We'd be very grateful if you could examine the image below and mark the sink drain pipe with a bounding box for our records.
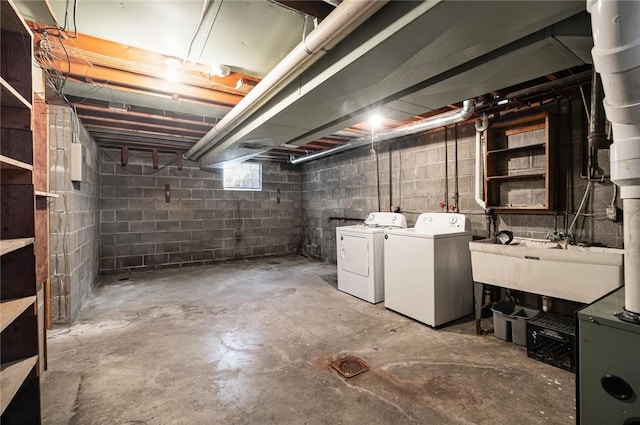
[588,0,640,318]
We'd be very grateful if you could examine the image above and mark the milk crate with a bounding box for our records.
[526,312,576,373]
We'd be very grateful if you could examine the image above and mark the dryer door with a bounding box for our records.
[339,234,369,277]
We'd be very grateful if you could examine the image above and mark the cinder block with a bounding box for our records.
[129,221,156,233]
[156,220,180,231]
[116,255,143,268]
[101,222,128,234]
[115,233,143,245]
[144,254,169,266]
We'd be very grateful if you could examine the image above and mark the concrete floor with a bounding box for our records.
[42,256,576,425]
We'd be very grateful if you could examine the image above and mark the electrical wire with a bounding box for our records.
[197,0,223,63]
[186,0,210,62]
[568,181,592,235]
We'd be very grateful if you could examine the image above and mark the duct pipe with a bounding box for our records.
[588,70,609,149]
[474,115,489,210]
[588,0,640,316]
[290,99,475,165]
[184,0,388,161]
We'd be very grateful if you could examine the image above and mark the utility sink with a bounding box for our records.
[469,238,624,303]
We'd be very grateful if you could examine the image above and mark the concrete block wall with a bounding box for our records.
[99,150,300,273]
[300,98,624,263]
[49,105,100,323]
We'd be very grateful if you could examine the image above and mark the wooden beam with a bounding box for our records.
[29,23,261,93]
[121,147,128,167]
[77,114,207,136]
[176,153,183,171]
[73,103,215,128]
[152,150,159,169]
[44,58,242,108]
[84,124,200,140]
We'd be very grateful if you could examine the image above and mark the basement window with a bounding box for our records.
[223,162,262,191]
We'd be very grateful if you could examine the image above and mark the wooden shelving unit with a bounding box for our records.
[1,1,42,423]
[484,112,555,211]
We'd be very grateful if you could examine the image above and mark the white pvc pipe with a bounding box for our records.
[624,199,640,313]
[290,100,475,165]
[184,0,388,160]
[474,116,489,210]
[589,0,640,313]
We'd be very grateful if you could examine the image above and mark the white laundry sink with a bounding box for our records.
[469,238,624,303]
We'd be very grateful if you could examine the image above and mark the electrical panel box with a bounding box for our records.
[71,143,83,182]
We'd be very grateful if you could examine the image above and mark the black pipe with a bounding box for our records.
[588,70,610,150]
[328,217,363,222]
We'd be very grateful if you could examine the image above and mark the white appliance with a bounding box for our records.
[384,213,473,327]
[336,212,407,303]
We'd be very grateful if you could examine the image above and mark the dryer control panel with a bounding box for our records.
[365,212,407,228]
[414,213,470,233]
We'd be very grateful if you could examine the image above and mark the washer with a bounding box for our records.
[384,213,473,327]
[336,212,407,303]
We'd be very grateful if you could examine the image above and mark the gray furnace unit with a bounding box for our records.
[578,287,640,425]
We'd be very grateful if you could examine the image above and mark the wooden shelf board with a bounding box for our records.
[0,356,38,414]
[1,0,33,36]
[0,77,32,110]
[0,238,34,256]
[488,205,550,210]
[487,143,546,155]
[35,191,59,198]
[487,173,545,181]
[0,296,36,332]
[0,155,33,172]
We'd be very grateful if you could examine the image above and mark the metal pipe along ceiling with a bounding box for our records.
[183,0,388,161]
[289,99,476,165]
[588,0,640,316]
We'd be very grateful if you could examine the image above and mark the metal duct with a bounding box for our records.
[290,99,475,165]
[588,70,609,149]
[184,0,388,161]
[588,0,640,317]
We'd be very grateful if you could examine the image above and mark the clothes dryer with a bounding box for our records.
[336,212,407,303]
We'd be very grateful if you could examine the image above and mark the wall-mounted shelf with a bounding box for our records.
[0,356,38,414]
[484,112,554,211]
[35,191,58,198]
[0,77,31,110]
[0,155,33,172]
[486,143,546,155]
[487,173,546,181]
[0,238,34,256]
[1,0,41,422]
[0,297,36,332]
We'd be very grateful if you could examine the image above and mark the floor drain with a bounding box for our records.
[330,355,369,378]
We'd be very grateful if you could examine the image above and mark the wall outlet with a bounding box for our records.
[606,206,618,221]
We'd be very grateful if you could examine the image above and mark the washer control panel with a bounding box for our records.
[414,213,470,233]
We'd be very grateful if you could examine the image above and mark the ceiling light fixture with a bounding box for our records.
[368,113,384,130]
[163,56,183,69]
[211,64,231,77]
